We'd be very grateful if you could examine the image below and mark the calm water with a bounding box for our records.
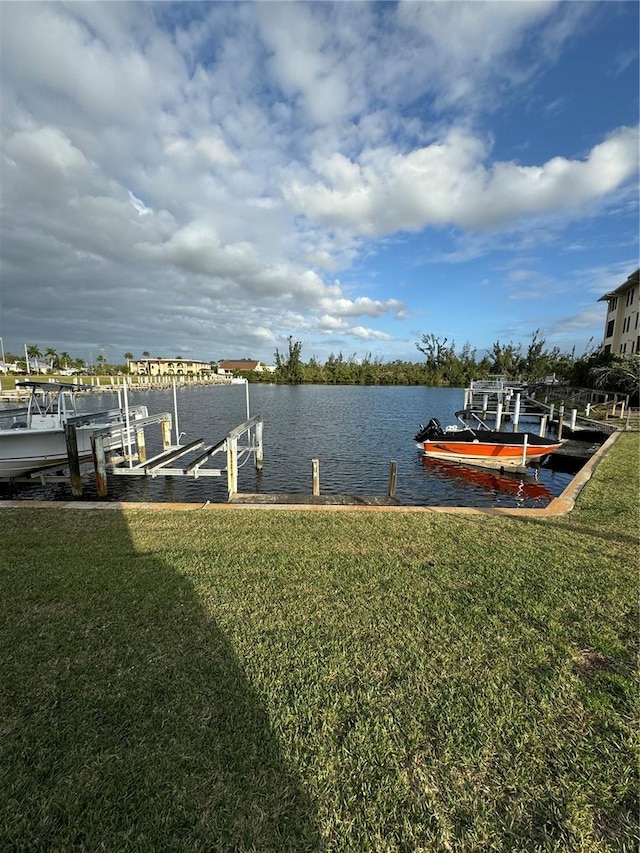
[1,384,573,508]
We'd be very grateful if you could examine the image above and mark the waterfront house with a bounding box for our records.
[598,269,639,355]
[217,359,275,377]
[128,358,213,377]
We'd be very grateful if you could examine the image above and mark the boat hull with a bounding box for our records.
[417,433,563,471]
[0,421,143,480]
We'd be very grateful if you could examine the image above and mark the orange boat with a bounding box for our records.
[414,414,563,472]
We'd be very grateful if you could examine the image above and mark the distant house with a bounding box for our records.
[128,358,213,377]
[598,269,640,355]
[26,358,52,374]
[217,359,275,377]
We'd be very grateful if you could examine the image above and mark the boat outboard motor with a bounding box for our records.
[415,418,444,442]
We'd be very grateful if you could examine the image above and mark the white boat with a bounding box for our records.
[0,381,150,480]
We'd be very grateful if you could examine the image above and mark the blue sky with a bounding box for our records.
[0,1,638,366]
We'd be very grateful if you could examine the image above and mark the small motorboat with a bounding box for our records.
[0,381,151,480]
[414,411,563,472]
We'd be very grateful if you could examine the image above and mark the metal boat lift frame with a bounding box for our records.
[106,414,263,499]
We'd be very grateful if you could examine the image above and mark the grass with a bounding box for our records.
[1,434,638,851]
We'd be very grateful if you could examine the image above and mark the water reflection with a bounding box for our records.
[419,456,553,507]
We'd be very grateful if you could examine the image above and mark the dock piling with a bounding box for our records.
[312,459,320,496]
[64,423,83,497]
[388,460,397,498]
[91,434,108,497]
[227,435,238,498]
[254,420,263,470]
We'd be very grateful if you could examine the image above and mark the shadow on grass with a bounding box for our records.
[1,510,319,851]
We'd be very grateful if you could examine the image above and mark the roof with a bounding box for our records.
[218,359,261,371]
[598,268,639,302]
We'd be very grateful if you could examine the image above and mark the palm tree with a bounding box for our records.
[142,350,150,359]
[59,351,71,370]
[45,347,59,370]
[27,344,41,373]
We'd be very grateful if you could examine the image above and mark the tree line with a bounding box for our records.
[7,334,639,399]
[269,333,639,398]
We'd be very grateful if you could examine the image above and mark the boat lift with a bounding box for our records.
[90,379,263,500]
[16,379,263,500]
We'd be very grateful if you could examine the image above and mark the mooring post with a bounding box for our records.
[482,393,489,419]
[64,423,83,497]
[227,435,238,499]
[91,434,108,498]
[161,416,172,450]
[495,401,503,431]
[254,419,263,471]
[539,415,548,437]
[570,408,577,430]
[312,459,320,496]
[136,427,147,463]
[513,393,521,431]
[388,460,397,498]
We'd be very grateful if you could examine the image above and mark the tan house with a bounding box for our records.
[217,359,275,377]
[129,358,213,377]
[598,269,640,355]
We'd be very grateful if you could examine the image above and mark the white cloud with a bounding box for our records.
[285,126,639,235]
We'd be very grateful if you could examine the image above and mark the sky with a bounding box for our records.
[1,1,638,367]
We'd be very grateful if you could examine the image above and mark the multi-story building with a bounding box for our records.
[598,269,639,355]
[128,358,213,377]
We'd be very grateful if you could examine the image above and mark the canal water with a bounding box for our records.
[1,384,573,508]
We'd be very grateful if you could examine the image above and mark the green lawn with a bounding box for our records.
[1,434,638,852]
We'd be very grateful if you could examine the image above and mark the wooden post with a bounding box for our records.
[64,423,83,497]
[388,460,397,498]
[161,416,172,450]
[570,408,577,430]
[227,435,238,499]
[91,434,108,497]
[539,415,548,437]
[254,420,263,471]
[312,459,320,496]
[136,427,147,463]
[482,393,488,419]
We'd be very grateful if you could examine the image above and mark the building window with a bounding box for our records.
[611,297,618,310]
[627,289,635,307]
[606,319,615,338]
[604,344,611,355]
